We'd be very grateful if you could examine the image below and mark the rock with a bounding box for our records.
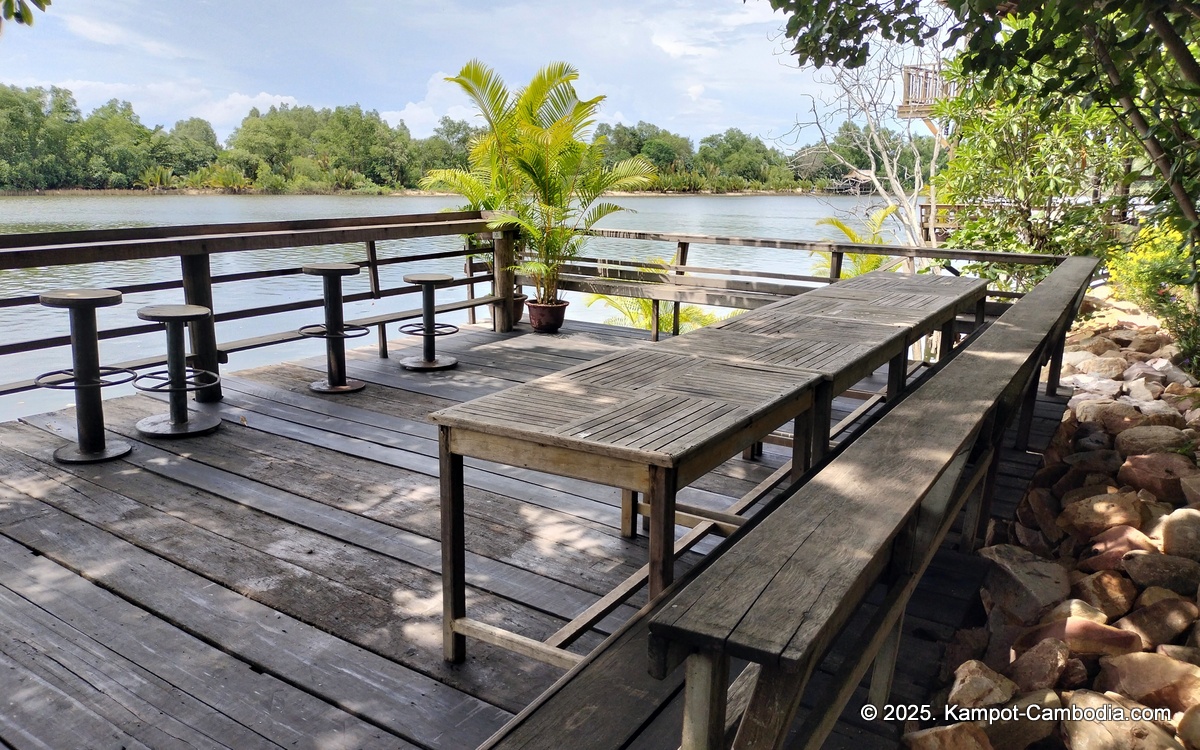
[1127,378,1164,402]
[1059,491,1144,539]
[985,606,1027,672]
[1060,657,1090,689]
[1074,376,1126,399]
[1180,704,1200,750]
[1032,463,1071,490]
[1151,358,1197,387]
[1120,453,1200,505]
[940,627,990,683]
[1097,651,1200,713]
[948,659,1018,709]
[1073,336,1122,355]
[978,545,1071,624]
[1127,361,1171,384]
[1182,479,1200,508]
[1154,343,1183,365]
[1077,399,1118,423]
[1007,637,1069,692]
[1025,489,1065,544]
[1013,523,1052,556]
[1080,525,1160,573]
[1042,598,1110,625]
[1132,334,1167,353]
[1138,587,1184,609]
[1124,553,1200,595]
[978,690,1059,750]
[1157,645,1200,668]
[1014,617,1142,657]
[1073,570,1139,619]
[1075,421,1114,452]
[1062,484,1121,507]
[902,722,994,750]
[1061,690,1184,749]
[1164,509,1200,561]
[1101,401,1150,434]
[1065,449,1126,473]
[1117,426,1194,457]
[1080,356,1131,380]
[1065,350,1100,368]
[1140,400,1189,429]
[1115,599,1200,650]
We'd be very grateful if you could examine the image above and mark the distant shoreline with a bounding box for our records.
[0,187,837,199]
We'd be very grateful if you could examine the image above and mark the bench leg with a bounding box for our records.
[867,613,904,708]
[439,427,467,663]
[621,489,638,538]
[791,413,812,480]
[733,662,811,750]
[648,466,678,598]
[681,650,730,750]
[975,297,986,329]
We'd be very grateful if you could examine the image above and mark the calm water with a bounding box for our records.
[0,193,876,420]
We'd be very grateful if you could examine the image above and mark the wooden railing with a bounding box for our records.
[0,211,512,400]
[897,65,956,119]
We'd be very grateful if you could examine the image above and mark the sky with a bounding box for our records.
[0,0,831,148]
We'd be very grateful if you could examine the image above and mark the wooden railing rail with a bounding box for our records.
[646,256,1098,749]
[0,213,512,401]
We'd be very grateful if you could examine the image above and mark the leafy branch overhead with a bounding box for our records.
[0,0,49,29]
[758,0,1200,254]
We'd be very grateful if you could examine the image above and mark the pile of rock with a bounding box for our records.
[906,320,1200,749]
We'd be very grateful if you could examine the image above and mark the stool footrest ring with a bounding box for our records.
[399,322,459,337]
[35,366,138,391]
[132,368,221,394]
[298,323,371,340]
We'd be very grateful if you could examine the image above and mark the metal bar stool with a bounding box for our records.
[299,263,369,393]
[35,288,135,463]
[399,273,458,371]
[131,304,222,438]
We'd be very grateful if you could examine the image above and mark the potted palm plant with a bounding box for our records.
[428,60,655,333]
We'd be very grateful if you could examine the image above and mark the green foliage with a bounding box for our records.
[135,165,177,191]
[585,295,726,332]
[0,0,48,29]
[812,204,896,277]
[936,46,1135,261]
[761,0,1200,251]
[1108,223,1200,371]
[435,60,656,304]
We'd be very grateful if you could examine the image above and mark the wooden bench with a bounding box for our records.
[647,256,1097,749]
[479,257,1095,750]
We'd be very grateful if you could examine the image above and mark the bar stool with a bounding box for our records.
[399,273,458,371]
[35,288,135,463]
[131,304,222,438]
[298,263,369,393]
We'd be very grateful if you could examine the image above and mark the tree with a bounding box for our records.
[166,118,220,175]
[935,47,1136,261]
[760,0,1200,265]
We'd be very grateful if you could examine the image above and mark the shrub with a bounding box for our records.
[1108,223,1200,372]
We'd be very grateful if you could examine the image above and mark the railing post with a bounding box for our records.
[829,251,844,282]
[464,244,477,326]
[365,240,389,358]
[180,253,222,402]
[492,229,516,333]
[673,241,689,336]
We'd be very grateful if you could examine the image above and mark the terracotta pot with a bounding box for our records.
[510,293,528,324]
[526,299,569,333]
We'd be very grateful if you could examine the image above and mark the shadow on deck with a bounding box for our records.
[0,319,1061,749]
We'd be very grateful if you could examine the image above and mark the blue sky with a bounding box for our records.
[0,0,828,147]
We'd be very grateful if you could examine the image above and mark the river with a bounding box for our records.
[0,192,878,420]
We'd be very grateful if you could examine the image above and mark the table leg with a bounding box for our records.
[621,489,638,537]
[975,297,986,329]
[439,426,466,663]
[811,380,833,465]
[886,350,908,402]
[791,412,812,481]
[648,465,678,598]
[939,319,956,361]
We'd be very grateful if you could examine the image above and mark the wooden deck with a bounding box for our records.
[0,319,1061,749]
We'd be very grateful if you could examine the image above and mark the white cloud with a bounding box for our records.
[193,92,300,134]
[686,84,705,101]
[62,14,186,59]
[650,32,713,59]
[381,72,477,138]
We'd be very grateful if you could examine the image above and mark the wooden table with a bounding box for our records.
[431,349,821,667]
